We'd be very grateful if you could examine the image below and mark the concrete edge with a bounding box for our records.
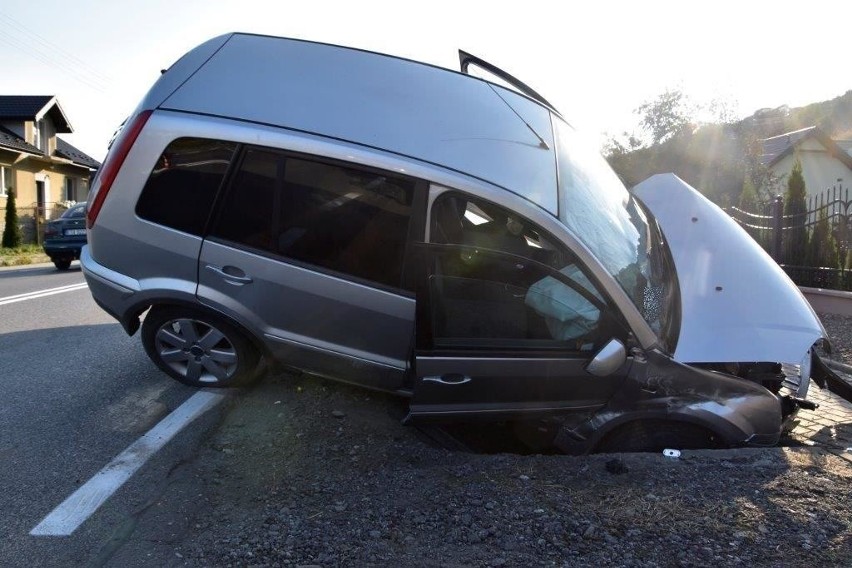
[0,262,58,273]
[826,359,852,376]
[801,286,852,317]
[801,286,852,300]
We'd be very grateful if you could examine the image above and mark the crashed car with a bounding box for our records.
[81,33,846,453]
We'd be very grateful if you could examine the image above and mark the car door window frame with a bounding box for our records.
[418,191,630,357]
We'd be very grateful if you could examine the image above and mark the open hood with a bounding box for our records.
[632,174,825,364]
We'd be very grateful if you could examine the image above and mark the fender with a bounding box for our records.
[554,349,783,454]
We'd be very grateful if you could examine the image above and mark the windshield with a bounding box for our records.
[553,117,679,351]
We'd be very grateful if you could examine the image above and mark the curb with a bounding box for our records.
[0,262,57,273]
[826,359,852,377]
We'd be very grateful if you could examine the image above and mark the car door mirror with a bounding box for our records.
[586,339,626,377]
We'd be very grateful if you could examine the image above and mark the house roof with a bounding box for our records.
[55,137,101,169]
[0,124,100,169]
[0,95,73,132]
[0,125,42,155]
[761,126,852,170]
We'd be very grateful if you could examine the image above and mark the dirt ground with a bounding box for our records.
[103,371,852,567]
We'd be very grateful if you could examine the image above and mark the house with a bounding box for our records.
[761,126,852,197]
[0,96,101,225]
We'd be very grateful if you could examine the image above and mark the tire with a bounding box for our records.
[141,306,261,388]
[53,259,71,270]
[595,420,719,454]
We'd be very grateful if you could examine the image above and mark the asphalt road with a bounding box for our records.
[0,262,220,566]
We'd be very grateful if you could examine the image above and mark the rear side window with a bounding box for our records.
[136,138,237,235]
[211,148,415,288]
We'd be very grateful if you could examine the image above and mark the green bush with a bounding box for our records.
[2,188,22,249]
[808,210,839,269]
[783,161,808,265]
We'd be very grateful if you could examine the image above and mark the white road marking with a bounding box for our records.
[0,283,88,306]
[30,391,226,537]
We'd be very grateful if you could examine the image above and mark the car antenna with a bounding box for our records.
[487,84,550,150]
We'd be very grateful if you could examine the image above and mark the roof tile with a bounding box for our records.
[0,96,54,119]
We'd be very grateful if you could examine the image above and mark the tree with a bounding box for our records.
[783,161,808,265]
[602,131,644,157]
[739,129,784,201]
[2,188,22,249]
[807,210,838,269]
[738,178,759,211]
[635,89,694,145]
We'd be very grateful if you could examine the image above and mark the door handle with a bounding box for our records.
[205,264,253,285]
[422,373,472,385]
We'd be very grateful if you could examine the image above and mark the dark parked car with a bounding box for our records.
[43,203,87,270]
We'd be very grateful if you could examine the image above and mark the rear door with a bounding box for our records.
[197,146,425,392]
[409,191,632,421]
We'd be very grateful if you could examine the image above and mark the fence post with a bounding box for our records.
[771,195,783,262]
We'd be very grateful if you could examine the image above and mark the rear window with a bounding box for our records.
[61,204,87,219]
[210,148,415,288]
[136,138,237,235]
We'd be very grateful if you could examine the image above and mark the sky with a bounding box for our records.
[3,0,852,162]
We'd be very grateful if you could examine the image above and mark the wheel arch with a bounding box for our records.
[555,405,762,455]
[125,298,272,359]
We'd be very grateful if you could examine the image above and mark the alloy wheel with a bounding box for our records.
[154,318,238,384]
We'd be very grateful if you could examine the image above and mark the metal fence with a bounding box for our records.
[728,185,852,290]
[0,202,70,245]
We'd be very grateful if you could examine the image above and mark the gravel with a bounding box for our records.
[818,313,852,365]
[122,314,852,567]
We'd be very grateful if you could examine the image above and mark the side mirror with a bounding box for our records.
[586,339,627,377]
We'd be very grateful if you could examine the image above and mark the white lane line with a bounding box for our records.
[0,283,88,306]
[30,391,226,537]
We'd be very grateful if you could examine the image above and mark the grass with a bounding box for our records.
[0,244,51,267]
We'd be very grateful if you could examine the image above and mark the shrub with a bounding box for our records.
[783,161,808,265]
[2,188,22,249]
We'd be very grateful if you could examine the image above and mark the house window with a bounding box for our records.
[0,166,8,197]
[64,178,76,201]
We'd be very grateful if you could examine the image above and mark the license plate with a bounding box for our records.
[65,229,86,236]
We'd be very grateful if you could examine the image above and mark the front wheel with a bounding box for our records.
[53,259,71,270]
[141,306,261,388]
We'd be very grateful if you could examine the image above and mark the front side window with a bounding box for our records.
[212,149,415,289]
[136,138,237,235]
[428,194,619,351]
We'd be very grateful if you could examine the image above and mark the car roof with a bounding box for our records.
[146,33,559,215]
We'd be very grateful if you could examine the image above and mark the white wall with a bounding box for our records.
[771,138,852,199]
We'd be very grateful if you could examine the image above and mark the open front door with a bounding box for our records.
[408,192,632,422]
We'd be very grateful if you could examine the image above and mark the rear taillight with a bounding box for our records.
[44,224,58,238]
[86,110,153,228]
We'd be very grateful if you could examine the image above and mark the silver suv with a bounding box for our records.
[82,33,838,453]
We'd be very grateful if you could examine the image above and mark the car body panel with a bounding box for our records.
[554,350,784,454]
[633,173,825,364]
[196,239,415,392]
